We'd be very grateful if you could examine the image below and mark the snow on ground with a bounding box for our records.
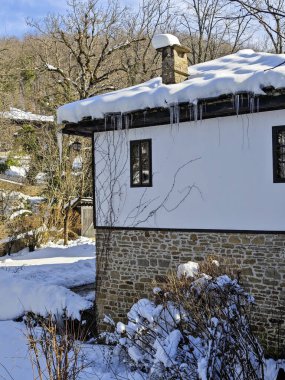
[0,238,283,379]
[0,190,45,220]
[0,321,34,379]
[0,237,95,288]
[5,165,28,177]
[0,238,98,380]
[0,270,91,320]
[58,49,285,123]
[0,320,144,380]
[35,171,47,183]
[0,319,279,380]
[9,209,32,219]
[0,190,44,205]
[0,238,95,321]
[0,237,139,380]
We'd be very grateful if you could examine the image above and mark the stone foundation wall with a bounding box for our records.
[96,229,285,356]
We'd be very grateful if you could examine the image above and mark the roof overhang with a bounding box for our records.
[61,88,285,138]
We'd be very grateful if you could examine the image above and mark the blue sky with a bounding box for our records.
[0,0,68,37]
[0,0,139,38]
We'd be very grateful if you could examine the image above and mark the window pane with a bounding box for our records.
[130,139,152,187]
[131,142,140,185]
[141,141,150,184]
[279,163,285,178]
[279,131,285,145]
[278,132,285,179]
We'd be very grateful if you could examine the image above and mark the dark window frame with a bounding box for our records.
[130,139,152,187]
[272,126,285,183]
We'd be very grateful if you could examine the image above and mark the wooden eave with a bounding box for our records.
[64,197,93,210]
[61,87,285,138]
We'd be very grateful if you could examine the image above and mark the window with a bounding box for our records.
[273,126,285,182]
[130,139,152,187]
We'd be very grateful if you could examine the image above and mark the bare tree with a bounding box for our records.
[230,0,285,53]
[14,123,92,245]
[178,0,252,65]
[120,0,175,86]
[28,0,145,102]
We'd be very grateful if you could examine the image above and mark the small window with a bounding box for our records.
[273,126,285,182]
[130,139,152,187]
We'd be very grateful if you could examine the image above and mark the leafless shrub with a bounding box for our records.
[26,314,89,380]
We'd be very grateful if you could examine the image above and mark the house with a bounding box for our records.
[58,34,285,355]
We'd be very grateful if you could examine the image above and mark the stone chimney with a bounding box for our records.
[152,34,190,85]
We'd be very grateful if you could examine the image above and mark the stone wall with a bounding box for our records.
[96,229,285,357]
[161,46,189,85]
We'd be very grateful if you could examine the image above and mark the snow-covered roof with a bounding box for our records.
[57,49,285,124]
[0,107,54,123]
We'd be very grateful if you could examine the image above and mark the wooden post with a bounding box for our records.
[63,201,70,246]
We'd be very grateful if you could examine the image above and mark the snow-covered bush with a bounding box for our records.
[105,258,264,380]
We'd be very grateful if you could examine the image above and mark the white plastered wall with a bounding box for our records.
[94,109,285,231]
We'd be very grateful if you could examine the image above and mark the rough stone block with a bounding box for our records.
[95,228,285,357]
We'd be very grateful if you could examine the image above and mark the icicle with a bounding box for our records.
[124,114,129,130]
[188,103,192,122]
[256,97,260,112]
[111,114,115,129]
[130,113,133,127]
[117,113,122,130]
[104,114,107,130]
[169,104,180,126]
[193,102,198,124]
[143,110,147,125]
[174,103,180,126]
[249,96,255,114]
[234,94,240,116]
[170,105,174,127]
[199,103,203,122]
[247,93,250,108]
[56,131,63,165]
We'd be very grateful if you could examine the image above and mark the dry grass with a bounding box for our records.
[0,180,43,196]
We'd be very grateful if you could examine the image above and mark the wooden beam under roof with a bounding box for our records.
[61,88,285,137]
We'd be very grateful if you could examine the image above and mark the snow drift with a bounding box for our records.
[0,269,91,320]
